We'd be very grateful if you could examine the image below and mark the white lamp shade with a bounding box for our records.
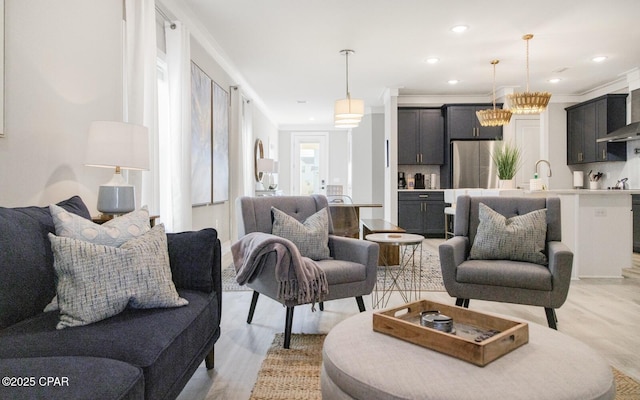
[86,121,150,170]
[256,158,275,173]
[334,98,364,119]
[334,120,359,128]
[334,115,362,123]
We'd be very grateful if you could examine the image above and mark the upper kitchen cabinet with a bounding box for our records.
[444,104,503,140]
[566,94,627,165]
[398,108,444,165]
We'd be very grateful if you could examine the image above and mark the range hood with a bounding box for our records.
[596,88,640,143]
[596,122,640,143]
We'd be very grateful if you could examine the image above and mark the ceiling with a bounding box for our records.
[175,0,640,129]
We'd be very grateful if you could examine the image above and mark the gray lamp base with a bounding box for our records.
[97,185,135,214]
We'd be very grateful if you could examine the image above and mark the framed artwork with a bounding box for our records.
[212,82,229,203]
[190,61,213,206]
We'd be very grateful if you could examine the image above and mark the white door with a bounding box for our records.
[514,118,541,189]
[291,133,329,195]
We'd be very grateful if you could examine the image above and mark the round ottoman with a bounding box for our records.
[321,311,615,400]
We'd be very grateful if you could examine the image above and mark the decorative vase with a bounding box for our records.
[499,179,516,189]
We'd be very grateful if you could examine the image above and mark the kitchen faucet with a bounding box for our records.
[535,159,552,177]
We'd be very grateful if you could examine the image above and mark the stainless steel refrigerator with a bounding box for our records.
[451,140,499,189]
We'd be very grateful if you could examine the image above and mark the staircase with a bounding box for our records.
[622,253,640,279]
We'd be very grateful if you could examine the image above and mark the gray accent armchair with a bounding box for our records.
[236,195,379,347]
[438,195,573,329]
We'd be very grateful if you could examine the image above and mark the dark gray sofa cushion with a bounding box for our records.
[0,290,219,400]
[167,228,219,293]
[0,196,90,329]
[0,356,144,400]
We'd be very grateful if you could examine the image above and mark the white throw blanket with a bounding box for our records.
[232,232,328,307]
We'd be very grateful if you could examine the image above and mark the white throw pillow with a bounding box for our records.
[49,224,187,329]
[469,203,548,265]
[271,207,331,260]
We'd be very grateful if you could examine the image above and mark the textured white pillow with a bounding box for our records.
[49,204,150,247]
[470,203,548,265]
[45,205,152,312]
[49,224,187,329]
[271,207,331,260]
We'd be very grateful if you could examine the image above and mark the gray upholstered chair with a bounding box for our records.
[438,195,573,329]
[235,195,379,347]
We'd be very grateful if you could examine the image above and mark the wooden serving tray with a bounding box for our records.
[373,300,529,366]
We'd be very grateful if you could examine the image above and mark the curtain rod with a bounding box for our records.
[155,6,176,28]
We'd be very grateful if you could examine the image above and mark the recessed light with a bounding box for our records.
[548,78,561,83]
[592,56,607,63]
[448,79,460,85]
[424,57,439,64]
[297,100,307,104]
[451,25,468,33]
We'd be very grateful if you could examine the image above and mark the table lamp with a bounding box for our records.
[85,121,149,215]
[256,158,275,190]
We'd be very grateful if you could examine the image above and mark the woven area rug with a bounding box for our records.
[251,334,640,400]
[223,241,445,292]
[249,334,324,400]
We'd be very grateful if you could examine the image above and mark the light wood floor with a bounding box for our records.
[178,242,640,400]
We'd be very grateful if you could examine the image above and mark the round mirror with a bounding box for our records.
[254,139,264,182]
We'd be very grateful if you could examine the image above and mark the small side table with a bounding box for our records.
[92,214,159,227]
[365,233,423,308]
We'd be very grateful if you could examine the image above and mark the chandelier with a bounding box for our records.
[507,34,551,114]
[476,60,512,127]
[334,49,364,128]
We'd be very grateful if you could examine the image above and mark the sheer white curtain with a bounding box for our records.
[242,96,254,196]
[123,0,158,213]
[161,21,192,232]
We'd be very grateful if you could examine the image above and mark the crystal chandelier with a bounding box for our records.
[507,34,551,114]
[476,60,512,127]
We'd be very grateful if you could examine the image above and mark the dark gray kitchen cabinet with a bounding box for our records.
[398,191,445,237]
[398,108,444,165]
[566,94,627,165]
[445,105,503,140]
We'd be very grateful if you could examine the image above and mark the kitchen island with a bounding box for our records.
[532,189,640,278]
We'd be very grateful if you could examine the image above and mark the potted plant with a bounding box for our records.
[492,142,521,189]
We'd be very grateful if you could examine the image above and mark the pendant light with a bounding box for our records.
[334,49,364,128]
[476,60,512,126]
[507,34,551,114]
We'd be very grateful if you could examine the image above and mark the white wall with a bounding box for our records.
[277,116,381,216]
[0,0,123,209]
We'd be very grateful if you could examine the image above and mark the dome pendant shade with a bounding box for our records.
[507,91,551,114]
[476,60,512,127]
[507,34,551,115]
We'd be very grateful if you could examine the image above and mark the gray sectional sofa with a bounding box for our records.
[0,196,221,400]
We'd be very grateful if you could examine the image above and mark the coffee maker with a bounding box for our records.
[398,172,407,189]
[414,173,426,189]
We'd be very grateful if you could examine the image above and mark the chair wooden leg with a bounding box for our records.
[284,306,295,349]
[205,347,215,370]
[247,291,259,324]
[356,296,365,312]
[545,308,558,330]
[319,302,324,311]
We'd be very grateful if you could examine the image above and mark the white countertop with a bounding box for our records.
[529,189,640,195]
[397,189,443,192]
